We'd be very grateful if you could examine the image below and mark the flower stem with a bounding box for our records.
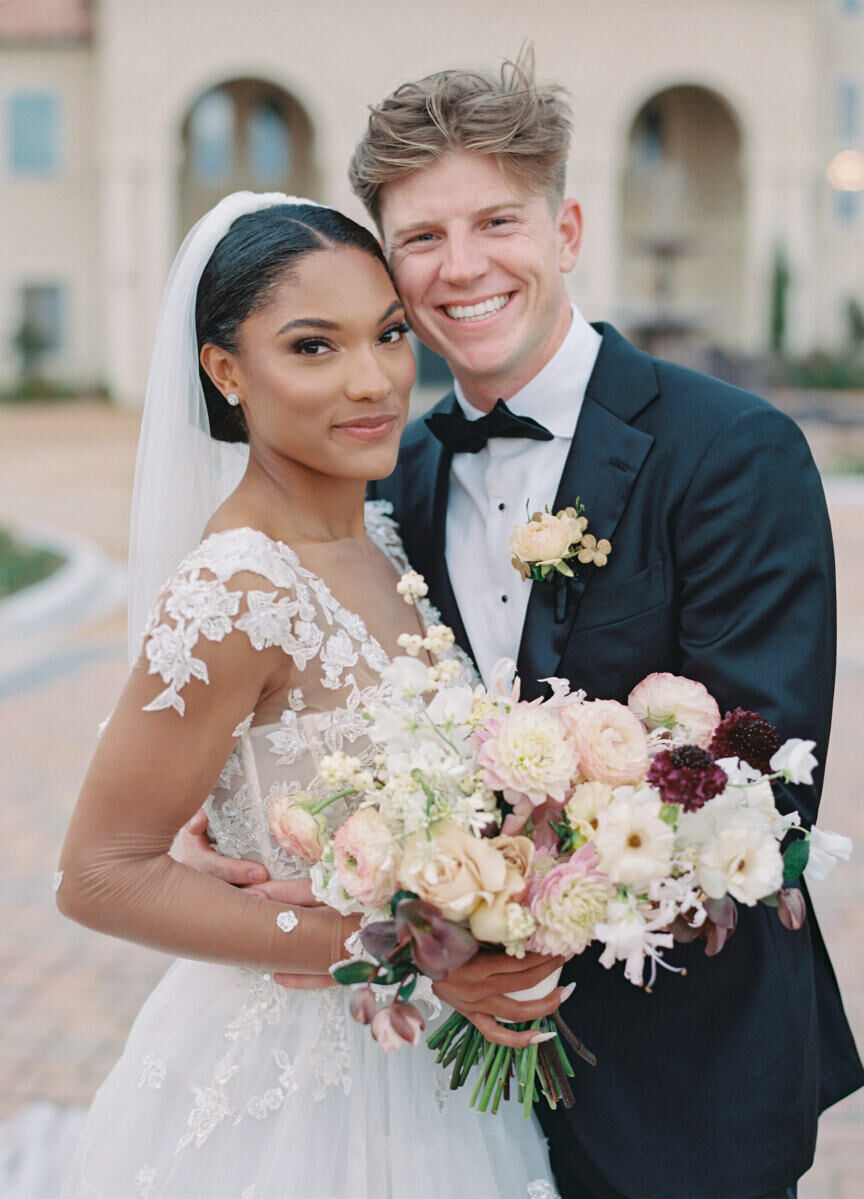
[309,788,357,816]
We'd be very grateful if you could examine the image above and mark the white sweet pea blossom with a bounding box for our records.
[804,827,853,882]
[382,656,432,698]
[770,739,819,786]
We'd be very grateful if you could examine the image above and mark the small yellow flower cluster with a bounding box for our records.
[319,751,375,793]
[396,570,429,605]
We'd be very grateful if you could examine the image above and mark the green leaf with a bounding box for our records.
[330,960,377,985]
[783,837,810,885]
[389,888,419,916]
[397,975,417,1002]
[660,803,680,827]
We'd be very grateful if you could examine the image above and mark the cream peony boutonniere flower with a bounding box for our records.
[509,500,610,583]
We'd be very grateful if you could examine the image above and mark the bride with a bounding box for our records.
[56,192,562,1198]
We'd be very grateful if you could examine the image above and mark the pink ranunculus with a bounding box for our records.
[268,796,326,863]
[333,808,400,908]
[528,843,614,957]
[627,673,721,748]
[476,704,580,806]
[560,700,649,786]
[371,1001,425,1052]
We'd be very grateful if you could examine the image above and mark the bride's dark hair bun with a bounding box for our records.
[195,204,390,443]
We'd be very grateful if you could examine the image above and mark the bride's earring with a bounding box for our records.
[226,393,240,407]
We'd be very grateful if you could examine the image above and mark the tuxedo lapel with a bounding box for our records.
[516,326,657,693]
[401,396,476,664]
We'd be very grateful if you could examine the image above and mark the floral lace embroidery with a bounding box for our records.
[134,1165,156,1197]
[137,1053,166,1090]
[245,1048,298,1120]
[266,710,309,766]
[310,989,352,1102]
[176,1052,241,1152]
[225,972,290,1042]
[527,1182,560,1199]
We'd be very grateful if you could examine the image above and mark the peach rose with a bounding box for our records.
[468,834,534,943]
[627,673,720,748]
[398,820,508,922]
[561,699,649,786]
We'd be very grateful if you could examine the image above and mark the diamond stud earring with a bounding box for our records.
[226,393,240,407]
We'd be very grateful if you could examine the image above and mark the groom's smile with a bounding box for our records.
[379,151,583,410]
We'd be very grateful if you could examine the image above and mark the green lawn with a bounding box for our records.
[0,527,65,599]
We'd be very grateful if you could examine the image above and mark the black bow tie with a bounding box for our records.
[425,398,554,454]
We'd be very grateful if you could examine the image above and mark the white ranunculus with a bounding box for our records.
[594,796,674,887]
[509,512,574,565]
[804,827,853,882]
[697,818,783,905]
[770,739,819,786]
[627,672,721,748]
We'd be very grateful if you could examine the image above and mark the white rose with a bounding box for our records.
[769,739,819,786]
[804,827,853,882]
[509,513,574,565]
[697,818,783,905]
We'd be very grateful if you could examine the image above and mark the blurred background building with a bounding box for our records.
[1,0,863,402]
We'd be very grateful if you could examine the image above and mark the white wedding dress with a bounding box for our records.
[60,504,558,1199]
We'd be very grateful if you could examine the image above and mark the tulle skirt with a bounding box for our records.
[61,958,558,1198]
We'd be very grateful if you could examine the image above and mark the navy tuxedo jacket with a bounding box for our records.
[373,325,863,1199]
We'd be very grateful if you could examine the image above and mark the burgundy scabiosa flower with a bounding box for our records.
[708,707,781,774]
[646,744,728,812]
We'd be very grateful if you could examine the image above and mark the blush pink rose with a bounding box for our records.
[560,699,649,786]
[268,796,326,863]
[333,807,400,908]
[627,673,721,748]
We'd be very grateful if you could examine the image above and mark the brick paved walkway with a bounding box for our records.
[0,400,861,1196]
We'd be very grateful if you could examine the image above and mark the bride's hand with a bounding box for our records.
[178,807,270,886]
[433,949,569,1049]
[245,878,361,991]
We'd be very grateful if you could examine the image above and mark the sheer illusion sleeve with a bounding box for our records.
[57,540,357,975]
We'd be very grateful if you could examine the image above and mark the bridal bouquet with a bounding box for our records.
[268,572,851,1116]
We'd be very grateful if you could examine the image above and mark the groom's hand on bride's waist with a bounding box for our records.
[433,949,568,1049]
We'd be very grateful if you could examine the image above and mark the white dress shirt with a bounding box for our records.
[445,307,602,685]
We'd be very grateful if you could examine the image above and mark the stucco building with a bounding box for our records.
[1,0,863,403]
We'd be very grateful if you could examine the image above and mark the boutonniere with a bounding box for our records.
[509,500,611,583]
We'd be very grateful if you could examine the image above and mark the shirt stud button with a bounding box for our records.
[501,595,508,603]
[498,502,506,511]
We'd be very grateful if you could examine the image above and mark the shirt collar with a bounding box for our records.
[452,305,602,438]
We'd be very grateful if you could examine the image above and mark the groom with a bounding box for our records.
[352,60,863,1199]
[187,59,863,1198]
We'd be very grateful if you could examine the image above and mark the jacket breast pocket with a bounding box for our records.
[575,557,669,632]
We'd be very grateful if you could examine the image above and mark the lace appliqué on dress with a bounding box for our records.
[176,1052,241,1152]
[527,1182,561,1199]
[310,989,352,1102]
[137,1053,166,1090]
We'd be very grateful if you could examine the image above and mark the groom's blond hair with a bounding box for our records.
[348,49,572,227]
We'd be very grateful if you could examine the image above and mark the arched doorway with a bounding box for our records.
[619,85,746,356]
[179,79,318,235]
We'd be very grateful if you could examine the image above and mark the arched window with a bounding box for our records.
[248,102,292,184]
[188,89,235,183]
